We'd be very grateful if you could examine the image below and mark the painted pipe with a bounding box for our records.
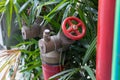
[39,30,63,80]
[111,0,120,80]
[96,0,115,80]
[42,63,63,80]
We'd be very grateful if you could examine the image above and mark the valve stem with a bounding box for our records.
[43,29,50,42]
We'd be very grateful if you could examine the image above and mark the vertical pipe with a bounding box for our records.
[96,0,115,80]
[111,0,120,80]
[42,63,62,80]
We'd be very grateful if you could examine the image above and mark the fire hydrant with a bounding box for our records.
[21,16,86,80]
[38,16,86,80]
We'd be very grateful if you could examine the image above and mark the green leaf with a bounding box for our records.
[21,63,40,72]
[64,68,80,80]
[83,66,96,80]
[24,60,40,67]
[77,8,86,24]
[83,37,96,65]
[49,69,74,80]
[19,0,30,13]
[62,4,72,21]
[5,0,13,36]
[21,12,29,26]
[58,72,72,80]
[33,69,42,79]
[16,39,37,47]
[13,1,22,28]
[43,0,61,5]
[0,1,6,6]
[5,0,9,6]
[49,68,80,80]
[44,15,60,32]
[47,0,69,17]
[36,3,43,17]
[29,7,35,24]
[0,7,5,12]
[36,0,61,17]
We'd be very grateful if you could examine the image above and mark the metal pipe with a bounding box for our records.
[96,0,115,80]
[21,24,40,39]
[38,31,70,80]
[111,0,120,80]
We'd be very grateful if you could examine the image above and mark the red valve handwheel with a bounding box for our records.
[62,16,86,40]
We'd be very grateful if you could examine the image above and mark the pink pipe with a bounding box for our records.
[96,0,115,80]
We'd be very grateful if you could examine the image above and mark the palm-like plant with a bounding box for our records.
[0,50,21,80]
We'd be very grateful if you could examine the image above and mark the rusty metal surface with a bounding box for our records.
[41,51,60,64]
[21,25,40,39]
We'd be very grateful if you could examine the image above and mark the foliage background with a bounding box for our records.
[0,0,97,80]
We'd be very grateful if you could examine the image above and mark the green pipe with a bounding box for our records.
[111,0,120,80]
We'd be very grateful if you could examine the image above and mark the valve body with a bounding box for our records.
[39,29,74,80]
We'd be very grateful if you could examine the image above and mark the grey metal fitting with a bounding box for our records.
[39,35,61,54]
[21,24,40,40]
[43,29,50,42]
[41,50,60,64]
[38,29,75,64]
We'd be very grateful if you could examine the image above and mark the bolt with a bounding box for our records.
[73,25,77,30]
[44,29,50,35]
[43,29,50,42]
